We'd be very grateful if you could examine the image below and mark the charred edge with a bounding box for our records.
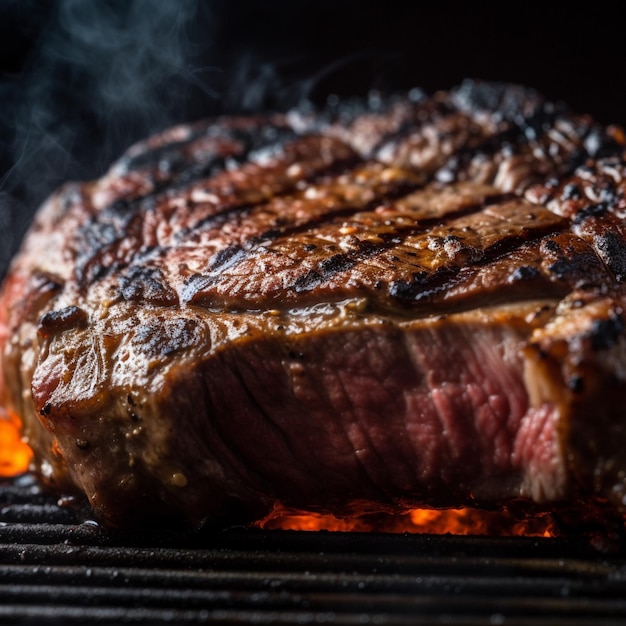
[388,267,459,303]
[388,266,570,316]
[483,231,541,261]
[368,99,456,156]
[288,233,395,293]
[450,80,546,121]
[293,254,357,293]
[588,312,625,351]
[38,305,88,336]
[126,127,292,196]
[75,251,120,291]
[594,231,626,282]
[440,110,619,185]
[209,245,247,273]
[434,124,535,183]
[315,90,424,126]
[121,136,206,174]
[542,239,561,254]
[110,153,235,216]
[547,250,602,282]
[121,121,297,176]
[441,84,570,175]
[572,202,610,225]
[119,265,179,306]
[29,272,64,300]
[571,160,626,207]
[165,125,303,195]
[292,229,419,295]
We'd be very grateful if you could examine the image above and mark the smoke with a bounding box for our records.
[0,0,226,277]
[0,0,399,260]
[2,1,217,198]
[1,1,625,281]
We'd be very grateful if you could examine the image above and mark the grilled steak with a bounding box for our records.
[2,80,626,528]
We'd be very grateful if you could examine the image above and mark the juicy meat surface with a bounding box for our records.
[2,80,626,527]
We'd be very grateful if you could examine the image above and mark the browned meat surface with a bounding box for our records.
[2,81,626,528]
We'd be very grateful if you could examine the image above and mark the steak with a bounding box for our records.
[2,80,626,528]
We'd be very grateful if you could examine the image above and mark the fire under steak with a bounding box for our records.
[2,80,626,528]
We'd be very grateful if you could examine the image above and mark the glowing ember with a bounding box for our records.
[256,505,558,537]
[0,411,32,476]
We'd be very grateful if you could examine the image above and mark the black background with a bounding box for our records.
[1,1,625,276]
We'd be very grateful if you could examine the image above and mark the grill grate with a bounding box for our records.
[2,475,626,625]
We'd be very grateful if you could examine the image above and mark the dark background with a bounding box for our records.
[1,0,625,276]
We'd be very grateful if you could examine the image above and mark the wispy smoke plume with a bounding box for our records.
[2,1,216,199]
[0,0,222,277]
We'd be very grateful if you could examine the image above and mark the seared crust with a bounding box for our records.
[3,81,626,527]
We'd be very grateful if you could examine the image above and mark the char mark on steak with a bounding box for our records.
[2,80,626,528]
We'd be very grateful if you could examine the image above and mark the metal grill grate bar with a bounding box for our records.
[2,475,626,624]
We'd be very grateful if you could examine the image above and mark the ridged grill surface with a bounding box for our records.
[2,475,626,625]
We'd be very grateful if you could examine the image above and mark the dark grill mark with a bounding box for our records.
[209,245,246,272]
[181,274,215,305]
[47,83,626,315]
[73,126,309,290]
[121,121,297,174]
[174,205,254,242]
[319,253,354,276]
[293,270,324,294]
[122,135,206,173]
[119,266,179,306]
[388,271,432,300]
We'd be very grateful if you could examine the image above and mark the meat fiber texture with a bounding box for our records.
[2,80,626,528]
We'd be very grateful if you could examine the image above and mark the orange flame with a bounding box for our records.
[0,411,32,476]
[256,505,558,537]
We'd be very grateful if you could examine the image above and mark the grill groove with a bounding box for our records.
[2,475,626,624]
